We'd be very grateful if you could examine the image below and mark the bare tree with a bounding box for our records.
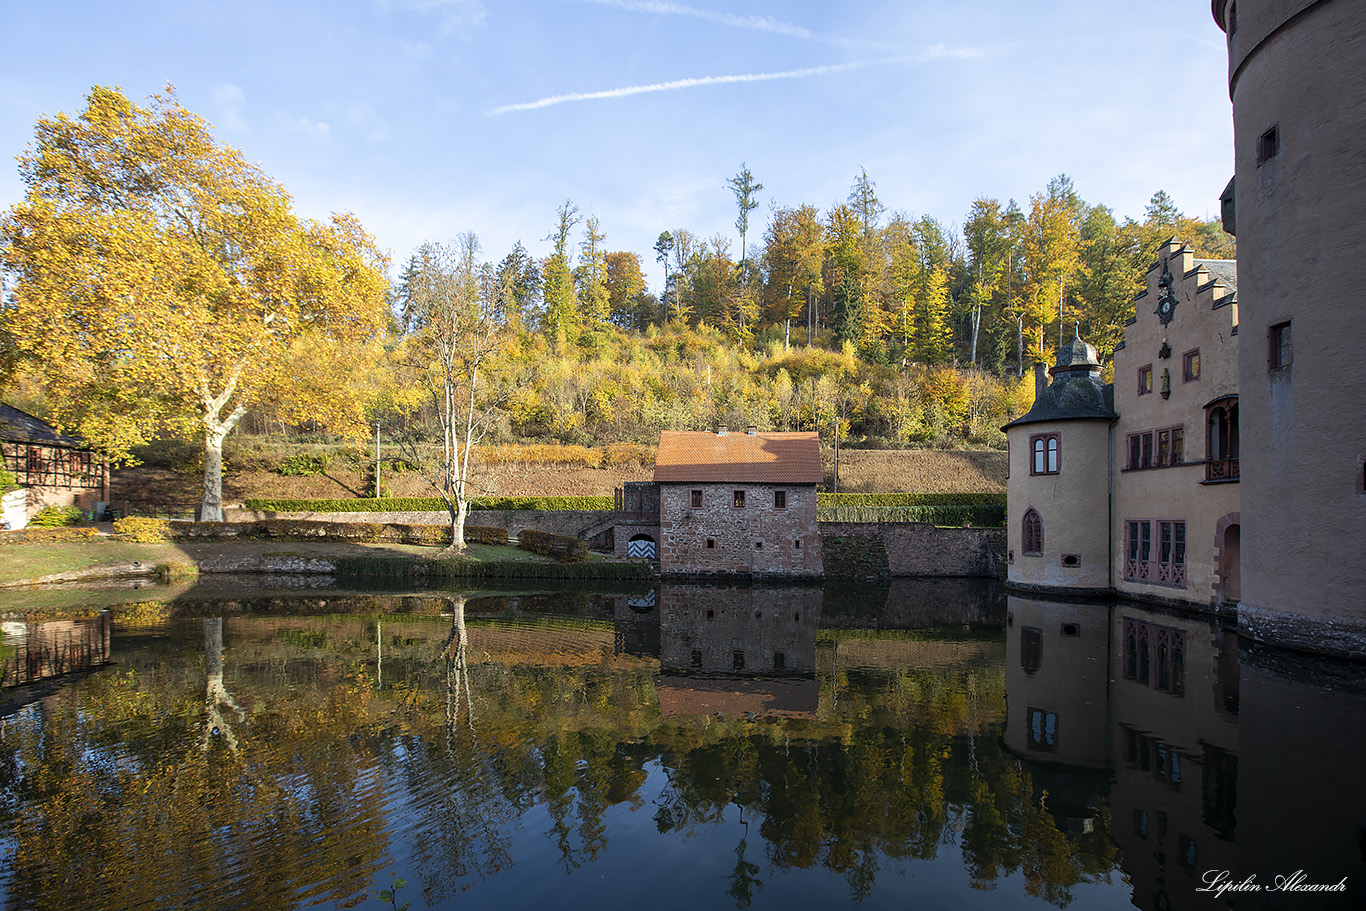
[393,235,509,552]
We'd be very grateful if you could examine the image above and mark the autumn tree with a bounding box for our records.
[576,215,610,327]
[0,85,388,520]
[392,235,509,551]
[541,200,581,347]
[727,163,763,290]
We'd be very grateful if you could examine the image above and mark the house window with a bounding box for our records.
[1139,365,1153,395]
[690,489,702,508]
[773,652,785,670]
[1021,627,1043,674]
[1183,350,1200,382]
[754,541,763,550]
[794,539,801,549]
[733,490,746,508]
[1022,508,1043,556]
[1123,617,1187,694]
[1127,428,1184,469]
[1257,124,1279,164]
[1269,321,1291,369]
[1205,398,1240,481]
[732,650,745,671]
[1142,433,1154,468]
[1030,433,1060,475]
[706,538,715,549]
[690,649,702,668]
[1027,707,1058,752]
[774,490,787,508]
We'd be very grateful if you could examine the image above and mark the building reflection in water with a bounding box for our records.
[0,612,113,689]
[1004,594,1365,910]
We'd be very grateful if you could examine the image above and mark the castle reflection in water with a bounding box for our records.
[615,582,1366,910]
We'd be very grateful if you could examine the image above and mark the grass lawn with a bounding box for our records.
[0,536,582,587]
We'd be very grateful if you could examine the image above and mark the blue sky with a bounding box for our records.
[0,1,1233,290]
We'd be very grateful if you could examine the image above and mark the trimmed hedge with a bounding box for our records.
[245,496,613,513]
[147,519,508,546]
[517,529,589,563]
[0,526,101,544]
[818,492,1006,507]
[818,504,1006,527]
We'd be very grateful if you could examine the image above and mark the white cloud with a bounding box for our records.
[580,0,894,50]
[347,103,389,141]
[382,0,486,35]
[490,60,899,114]
[212,84,248,132]
[277,113,331,140]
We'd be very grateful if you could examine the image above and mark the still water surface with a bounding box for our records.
[0,578,1362,910]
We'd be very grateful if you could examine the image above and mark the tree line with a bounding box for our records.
[0,86,1233,541]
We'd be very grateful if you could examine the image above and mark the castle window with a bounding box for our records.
[1257,124,1279,165]
[1269,321,1292,369]
[774,490,787,508]
[1022,508,1043,556]
[1021,627,1043,673]
[1205,398,1240,482]
[1027,707,1058,752]
[733,490,746,508]
[1139,365,1153,395]
[773,652,785,670]
[1183,349,1200,382]
[690,649,702,668]
[690,489,703,507]
[1030,433,1060,475]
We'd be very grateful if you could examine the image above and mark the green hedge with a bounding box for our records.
[0,526,102,544]
[165,519,507,546]
[245,496,613,513]
[818,504,1006,527]
[817,492,1006,507]
[517,529,589,563]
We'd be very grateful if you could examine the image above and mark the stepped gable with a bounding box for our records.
[654,430,821,484]
[1003,333,1116,429]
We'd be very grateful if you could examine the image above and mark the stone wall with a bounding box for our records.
[658,482,823,578]
[820,522,1004,579]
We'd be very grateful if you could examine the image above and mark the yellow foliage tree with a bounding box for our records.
[0,86,389,520]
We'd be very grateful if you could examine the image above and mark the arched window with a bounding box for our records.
[1022,508,1044,556]
[1030,434,1060,475]
[1205,397,1240,481]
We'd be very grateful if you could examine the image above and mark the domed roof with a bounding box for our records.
[1052,332,1100,373]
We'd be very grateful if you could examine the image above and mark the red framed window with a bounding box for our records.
[732,490,745,508]
[1138,365,1153,395]
[1022,508,1043,555]
[1183,349,1200,381]
[1030,433,1060,475]
[774,490,787,508]
[690,489,702,508]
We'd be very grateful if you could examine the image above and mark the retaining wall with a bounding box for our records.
[226,508,615,544]
[820,522,1005,579]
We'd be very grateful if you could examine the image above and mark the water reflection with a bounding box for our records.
[0,581,1361,909]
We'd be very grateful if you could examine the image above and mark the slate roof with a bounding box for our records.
[1195,258,1237,294]
[1003,335,1116,430]
[654,430,822,484]
[0,403,86,448]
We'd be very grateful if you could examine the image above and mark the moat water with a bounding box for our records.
[0,576,1362,910]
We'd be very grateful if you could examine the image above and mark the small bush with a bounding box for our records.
[275,453,330,476]
[28,505,87,527]
[0,526,100,544]
[518,529,588,563]
[114,516,174,543]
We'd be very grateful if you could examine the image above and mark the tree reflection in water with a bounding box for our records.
[5,583,1357,909]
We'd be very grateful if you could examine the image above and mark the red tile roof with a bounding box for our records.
[653,430,822,484]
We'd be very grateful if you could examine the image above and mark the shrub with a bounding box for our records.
[114,516,174,542]
[244,496,613,513]
[275,453,330,476]
[28,505,87,527]
[517,529,588,563]
[818,492,1007,507]
[0,526,100,544]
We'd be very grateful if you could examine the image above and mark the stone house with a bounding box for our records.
[0,403,109,527]
[1004,240,1240,611]
[651,428,824,579]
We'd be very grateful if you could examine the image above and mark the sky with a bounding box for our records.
[0,0,1234,291]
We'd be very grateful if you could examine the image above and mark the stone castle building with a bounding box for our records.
[1005,240,1239,609]
[1212,0,1366,656]
[1005,1,1365,660]
[652,429,823,579]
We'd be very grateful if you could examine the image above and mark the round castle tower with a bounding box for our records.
[1004,333,1116,595]
[1214,0,1366,657]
